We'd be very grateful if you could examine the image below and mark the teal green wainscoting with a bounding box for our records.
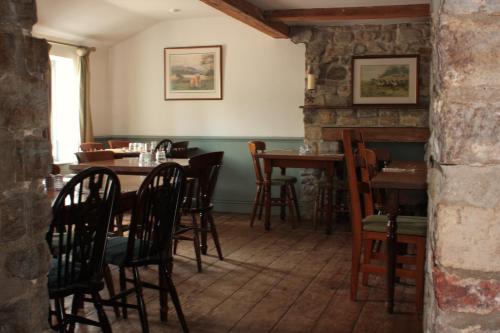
[95,136,304,214]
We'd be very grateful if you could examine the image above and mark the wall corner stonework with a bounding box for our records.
[425,0,500,331]
[0,1,52,332]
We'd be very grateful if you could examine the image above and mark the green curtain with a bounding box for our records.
[77,48,94,142]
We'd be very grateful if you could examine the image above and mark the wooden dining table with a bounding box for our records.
[255,150,344,234]
[69,157,190,175]
[105,148,141,158]
[370,160,427,313]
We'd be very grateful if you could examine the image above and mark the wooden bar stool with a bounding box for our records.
[248,141,300,228]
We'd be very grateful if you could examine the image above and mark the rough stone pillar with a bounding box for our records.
[0,1,52,332]
[425,1,500,332]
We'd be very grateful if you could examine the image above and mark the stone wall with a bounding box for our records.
[290,23,431,214]
[0,1,52,332]
[291,22,432,145]
[425,1,500,332]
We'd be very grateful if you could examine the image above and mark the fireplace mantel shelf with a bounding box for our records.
[300,104,429,110]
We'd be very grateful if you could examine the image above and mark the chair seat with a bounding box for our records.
[105,236,156,266]
[270,175,297,185]
[48,259,104,297]
[362,215,427,236]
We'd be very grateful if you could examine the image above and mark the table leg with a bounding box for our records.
[263,160,272,231]
[325,165,334,234]
[386,189,399,313]
[280,167,286,220]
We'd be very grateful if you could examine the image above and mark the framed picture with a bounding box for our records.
[164,45,223,100]
[352,55,419,105]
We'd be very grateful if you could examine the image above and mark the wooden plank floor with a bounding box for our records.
[74,213,422,332]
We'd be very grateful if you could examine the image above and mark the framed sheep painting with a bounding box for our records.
[352,55,419,105]
[164,45,223,100]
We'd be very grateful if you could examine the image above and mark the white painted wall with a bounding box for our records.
[105,16,305,137]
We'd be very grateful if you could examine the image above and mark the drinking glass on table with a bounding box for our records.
[299,143,312,155]
[156,149,166,163]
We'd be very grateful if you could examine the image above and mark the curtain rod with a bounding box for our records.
[47,39,96,52]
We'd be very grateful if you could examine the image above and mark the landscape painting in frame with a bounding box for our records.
[164,45,222,100]
[352,55,419,105]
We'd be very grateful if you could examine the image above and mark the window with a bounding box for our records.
[50,54,80,163]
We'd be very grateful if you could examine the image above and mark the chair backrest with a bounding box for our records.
[75,151,115,163]
[80,142,104,152]
[47,167,120,292]
[248,141,266,183]
[108,140,130,149]
[342,129,372,242]
[154,139,173,155]
[188,152,224,209]
[125,163,186,265]
[171,141,189,158]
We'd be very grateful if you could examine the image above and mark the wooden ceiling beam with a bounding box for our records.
[264,4,430,22]
[200,0,289,38]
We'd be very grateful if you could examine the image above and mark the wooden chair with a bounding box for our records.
[51,164,61,175]
[75,150,114,163]
[342,129,427,312]
[108,139,130,149]
[312,165,349,230]
[247,141,300,228]
[80,142,104,152]
[75,150,131,236]
[46,167,120,333]
[154,139,173,155]
[174,152,224,272]
[171,141,189,158]
[102,163,189,333]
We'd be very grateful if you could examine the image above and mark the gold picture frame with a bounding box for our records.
[352,55,419,105]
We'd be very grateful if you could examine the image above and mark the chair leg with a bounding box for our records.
[415,238,426,313]
[250,185,262,227]
[69,293,82,333]
[361,239,374,286]
[162,268,189,333]
[286,186,297,229]
[351,241,362,301]
[200,212,208,255]
[173,238,179,255]
[53,298,66,333]
[319,188,325,223]
[103,264,121,318]
[290,184,301,223]
[257,185,265,220]
[119,267,128,319]
[208,213,223,260]
[191,213,203,273]
[313,188,320,230]
[159,266,168,322]
[280,185,286,220]
[91,292,112,333]
[132,267,149,333]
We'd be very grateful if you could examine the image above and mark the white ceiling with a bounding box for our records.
[33,0,430,47]
[33,0,221,46]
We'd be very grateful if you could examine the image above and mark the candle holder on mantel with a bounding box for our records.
[305,66,316,105]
